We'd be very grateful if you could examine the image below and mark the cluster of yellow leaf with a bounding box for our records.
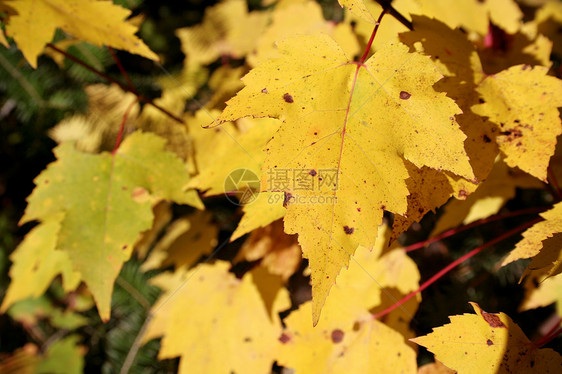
[0,0,159,68]
[2,0,562,372]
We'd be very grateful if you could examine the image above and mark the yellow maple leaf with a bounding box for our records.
[4,0,158,68]
[249,1,359,67]
[431,158,541,236]
[188,117,280,197]
[219,33,473,324]
[141,210,218,271]
[230,192,286,241]
[176,0,269,65]
[338,0,376,23]
[143,261,283,374]
[502,202,562,279]
[277,225,419,372]
[472,64,562,182]
[234,220,301,280]
[412,302,562,373]
[521,273,562,316]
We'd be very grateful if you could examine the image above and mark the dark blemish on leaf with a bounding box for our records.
[483,134,491,143]
[261,88,268,93]
[244,337,252,342]
[279,333,291,344]
[487,339,493,346]
[343,226,354,234]
[530,360,535,367]
[522,64,531,70]
[357,208,361,212]
[381,205,386,210]
[44,179,49,184]
[314,132,318,135]
[514,119,520,123]
[458,190,468,198]
[418,208,424,213]
[122,245,128,250]
[309,169,317,176]
[482,312,506,328]
[479,98,485,104]
[122,186,128,190]
[500,122,505,127]
[283,192,293,207]
[318,177,323,181]
[399,91,411,100]
[283,93,294,103]
[331,329,344,343]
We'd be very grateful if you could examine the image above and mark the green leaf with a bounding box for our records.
[2,132,202,321]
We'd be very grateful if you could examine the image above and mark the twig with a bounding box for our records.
[108,47,137,94]
[404,207,546,252]
[112,100,137,154]
[46,43,184,125]
[374,0,413,30]
[374,218,539,319]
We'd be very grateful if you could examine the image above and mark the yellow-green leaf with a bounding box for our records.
[2,132,202,320]
[4,0,158,68]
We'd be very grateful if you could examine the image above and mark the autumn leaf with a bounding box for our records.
[521,273,562,316]
[277,225,418,372]
[412,302,562,373]
[188,117,280,197]
[4,0,158,68]
[472,64,562,182]
[234,219,301,281]
[249,0,359,67]
[141,210,218,271]
[502,201,562,279]
[277,302,417,374]
[338,0,376,24]
[230,192,286,241]
[176,0,269,65]
[143,261,284,374]
[219,33,473,323]
[430,158,541,236]
[1,132,203,320]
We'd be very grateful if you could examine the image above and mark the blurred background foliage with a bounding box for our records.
[0,0,560,373]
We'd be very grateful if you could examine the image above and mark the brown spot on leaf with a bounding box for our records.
[487,339,494,346]
[283,192,293,207]
[343,226,354,234]
[283,93,294,103]
[309,169,317,176]
[357,208,361,212]
[399,91,411,100]
[261,88,268,93]
[122,245,128,250]
[483,134,491,143]
[279,333,291,344]
[331,329,344,343]
[482,312,506,328]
